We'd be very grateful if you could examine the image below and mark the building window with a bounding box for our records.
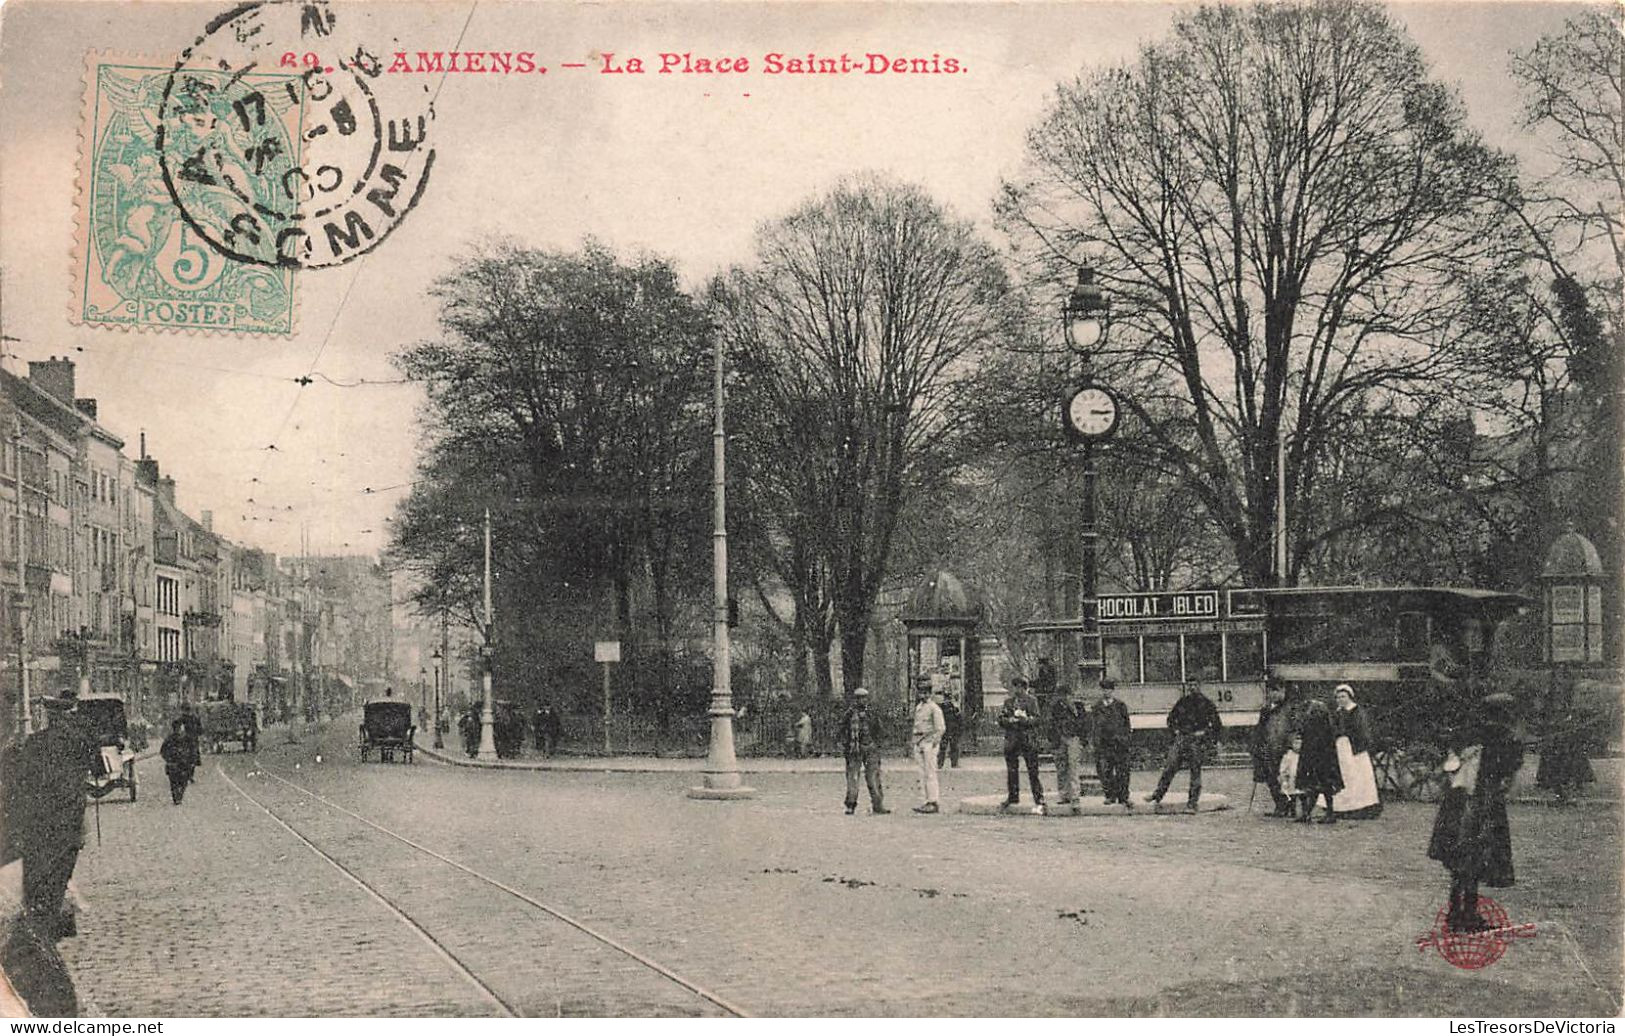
[157,575,179,617]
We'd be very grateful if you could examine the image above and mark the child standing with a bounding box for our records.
[1278,733,1302,819]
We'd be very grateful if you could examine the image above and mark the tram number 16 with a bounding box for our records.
[1214,688,1235,704]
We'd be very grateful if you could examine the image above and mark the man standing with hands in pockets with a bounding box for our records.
[911,679,946,813]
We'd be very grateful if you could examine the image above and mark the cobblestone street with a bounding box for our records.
[31,717,1624,1017]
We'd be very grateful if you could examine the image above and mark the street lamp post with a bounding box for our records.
[1060,265,1121,687]
[477,507,497,760]
[431,646,443,749]
[13,591,30,737]
[689,325,753,800]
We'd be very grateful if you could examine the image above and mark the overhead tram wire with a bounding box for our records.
[250,0,481,502]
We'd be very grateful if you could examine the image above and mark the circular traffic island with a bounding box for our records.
[956,792,1231,816]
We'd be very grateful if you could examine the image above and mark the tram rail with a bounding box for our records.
[218,763,750,1018]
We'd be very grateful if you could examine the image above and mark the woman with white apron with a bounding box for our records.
[1332,684,1383,818]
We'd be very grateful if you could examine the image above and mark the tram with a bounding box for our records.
[1019,584,1531,747]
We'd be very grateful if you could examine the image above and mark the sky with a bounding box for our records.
[0,0,1595,560]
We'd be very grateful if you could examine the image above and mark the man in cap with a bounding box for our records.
[911,679,946,813]
[998,678,1046,813]
[1252,676,1294,816]
[1049,683,1090,805]
[6,695,97,940]
[841,687,888,815]
[1092,678,1133,807]
[1148,679,1222,812]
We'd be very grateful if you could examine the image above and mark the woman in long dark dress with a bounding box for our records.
[1295,698,1343,824]
[1428,693,1522,933]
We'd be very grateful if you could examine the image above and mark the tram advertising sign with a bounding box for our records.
[1098,590,1220,622]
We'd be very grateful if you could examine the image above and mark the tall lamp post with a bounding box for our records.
[477,507,497,760]
[13,591,31,737]
[430,646,443,749]
[1060,265,1121,686]
[689,326,753,800]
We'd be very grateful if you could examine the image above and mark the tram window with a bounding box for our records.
[1226,632,1265,680]
[1105,638,1140,684]
[1144,637,1181,683]
[1185,634,1222,682]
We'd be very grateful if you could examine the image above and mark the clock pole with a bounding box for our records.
[1062,265,1113,684]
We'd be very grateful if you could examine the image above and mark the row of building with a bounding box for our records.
[0,356,396,739]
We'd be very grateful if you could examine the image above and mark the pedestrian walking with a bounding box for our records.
[937,694,962,768]
[1252,677,1294,816]
[1294,698,1342,823]
[5,697,96,941]
[177,701,203,783]
[793,708,813,759]
[1092,679,1133,808]
[460,707,480,757]
[841,687,888,815]
[1148,680,1222,812]
[159,718,201,804]
[998,679,1046,813]
[1428,693,1522,933]
[1331,684,1382,819]
[911,683,946,813]
[1049,684,1090,805]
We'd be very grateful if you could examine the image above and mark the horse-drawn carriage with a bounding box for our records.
[76,694,138,802]
[200,700,258,753]
[359,700,415,763]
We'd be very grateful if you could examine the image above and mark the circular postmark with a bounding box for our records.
[1417,895,1534,970]
[154,0,435,270]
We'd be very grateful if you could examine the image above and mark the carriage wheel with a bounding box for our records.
[1402,758,1449,802]
[1375,746,1448,802]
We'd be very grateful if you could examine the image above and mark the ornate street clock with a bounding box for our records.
[1063,383,1121,442]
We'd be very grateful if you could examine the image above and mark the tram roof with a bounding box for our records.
[1255,585,1532,605]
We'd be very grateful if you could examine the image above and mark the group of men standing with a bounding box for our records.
[841,671,1156,816]
[999,676,1214,813]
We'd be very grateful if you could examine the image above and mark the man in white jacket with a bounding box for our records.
[911,680,947,814]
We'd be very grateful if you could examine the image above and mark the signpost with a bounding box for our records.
[595,640,620,754]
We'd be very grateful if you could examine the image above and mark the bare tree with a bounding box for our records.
[1512,6,1625,279]
[721,175,1012,693]
[1001,0,1521,586]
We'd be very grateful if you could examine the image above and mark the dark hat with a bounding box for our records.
[1100,678,1117,690]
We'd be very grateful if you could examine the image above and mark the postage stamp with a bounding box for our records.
[73,54,304,335]
[157,1,436,272]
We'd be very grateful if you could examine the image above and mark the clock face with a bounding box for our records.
[1065,385,1121,440]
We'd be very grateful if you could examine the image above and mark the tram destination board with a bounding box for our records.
[1098,590,1221,622]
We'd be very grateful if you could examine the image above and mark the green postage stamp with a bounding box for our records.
[73,56,304,335]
